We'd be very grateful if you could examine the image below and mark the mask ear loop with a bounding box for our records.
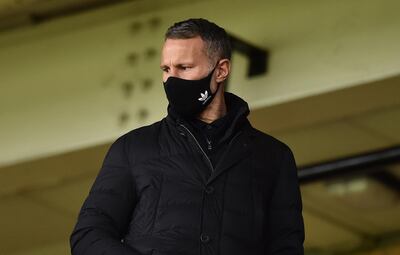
[211,59,223,95]
[212,81,221,96]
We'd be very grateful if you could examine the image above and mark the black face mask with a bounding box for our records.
[163,64,220,118]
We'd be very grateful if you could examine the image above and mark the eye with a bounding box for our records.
[181,66,191,71]
[161,67,169,73]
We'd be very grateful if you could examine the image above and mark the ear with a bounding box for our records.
[215,59,231,83]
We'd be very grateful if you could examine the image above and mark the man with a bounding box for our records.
[70,18,305,255]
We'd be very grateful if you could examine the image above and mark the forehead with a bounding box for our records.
[161,37,208,63]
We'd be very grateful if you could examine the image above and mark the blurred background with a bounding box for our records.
[0,0,399,254]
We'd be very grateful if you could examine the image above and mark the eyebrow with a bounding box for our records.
[160,63,194,68]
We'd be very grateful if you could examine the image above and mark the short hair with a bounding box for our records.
[165,18,232,63]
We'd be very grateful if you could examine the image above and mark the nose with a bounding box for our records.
[163,68,178,83]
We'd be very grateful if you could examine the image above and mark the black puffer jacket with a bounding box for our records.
[70,92,305,255]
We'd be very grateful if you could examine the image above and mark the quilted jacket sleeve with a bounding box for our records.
[265,145,305,255]
[70,135,139,255]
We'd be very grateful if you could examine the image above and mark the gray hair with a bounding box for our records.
[165,18,232,64]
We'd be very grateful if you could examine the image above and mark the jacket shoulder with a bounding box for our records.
[122,119,163,143]
[111,119,164,165]
[249,126,293,154]
[248,127,298,182]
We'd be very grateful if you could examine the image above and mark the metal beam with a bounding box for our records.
[228,34,269,77]
[298,145,400,183]
[368,170,400,194]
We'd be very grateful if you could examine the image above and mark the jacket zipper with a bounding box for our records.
[206,138,212,150]
[179,123,244,175]
[179,123,215,173]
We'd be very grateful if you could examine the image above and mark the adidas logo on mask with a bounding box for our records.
[198,90,210,104]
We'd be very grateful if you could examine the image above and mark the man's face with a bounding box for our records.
[160,36,214,83]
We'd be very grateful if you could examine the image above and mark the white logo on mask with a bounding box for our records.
[198,90,209,102]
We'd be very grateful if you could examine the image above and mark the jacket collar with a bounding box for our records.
[166,91,251,142]
[165,92,256,185]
